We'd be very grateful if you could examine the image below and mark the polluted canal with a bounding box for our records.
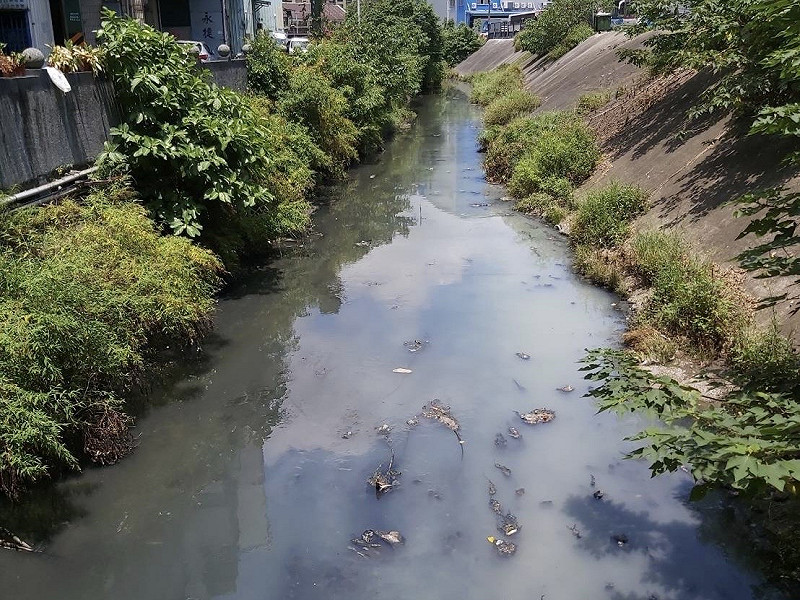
[0,88,789,600]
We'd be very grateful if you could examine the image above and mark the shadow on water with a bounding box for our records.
[564,488,799,600]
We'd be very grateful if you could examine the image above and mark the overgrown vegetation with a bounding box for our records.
[582,349,800,498]
[442,20,483,67]
[97,10,310,242]
[469,64,524,106]
[571,182,647,248]
[483,90,542,127]
[0,187,222,498]
[0,5,451,499]
[576,89,611,115]
[515,0,606,58]
[623,0,800,136]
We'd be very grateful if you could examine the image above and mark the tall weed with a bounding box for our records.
[0,187,222,496]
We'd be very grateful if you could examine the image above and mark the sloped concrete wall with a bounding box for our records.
[0,70,118,190]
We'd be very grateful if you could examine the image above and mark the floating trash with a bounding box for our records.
[403,339,426,352]
[498,513,520,536]
[376,423,391,435]
[392,368,413,374]
[406,417,419,427]
[515,488,525,496]
[495,462,511,477]
[349,529,404,557]
[593,489,605,500]
[612,533,629,547]
[419,399,464,455]
[368,452,400,498]
[488,480,497,496]
[568,524,582,539]
[515,352,531,360]
[487,536,517,556]
[515,408,556,425]
[494,433,507,447]
[0,528,34,552]
[557,385,574,392]
[489,498,503,514]
[590,474,596,487]
[377,530,404,545]
[507,427,521,439]
[342,431,353,439]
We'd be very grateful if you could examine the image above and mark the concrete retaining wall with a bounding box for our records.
[0,60,249,190]
[202,60,248,92]
[0,70,119,190]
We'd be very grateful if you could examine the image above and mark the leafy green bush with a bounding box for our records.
[97,11,306,241]
[246,32,291,100]
[484,89,541,127]
[340,0,443,99]
[625,0,800,137]
[571,182,648,248]
[516,0,607,56]
[277,65,359,178]
[485,111,599,185]
[0,187,222,497]
[582,348,800,497]
[502,113,600,194]
[442,21,484,66]
[469,64,524,106]
[631,231,743,349]
[299,41,394,156]
[547,22,595,60]
[576,89,612,114]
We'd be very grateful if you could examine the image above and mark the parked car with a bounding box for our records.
[271,31,288,50]
[177,40,215,62]
[287,37,309,54]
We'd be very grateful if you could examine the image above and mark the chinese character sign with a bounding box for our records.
[190,0,223,45]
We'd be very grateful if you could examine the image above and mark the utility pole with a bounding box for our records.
[357,0,361,23]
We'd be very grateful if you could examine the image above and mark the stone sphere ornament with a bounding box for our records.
[22,47,45,69]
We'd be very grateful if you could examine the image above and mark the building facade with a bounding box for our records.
[453,0,548,29]
[0,0,54,52]
[1,0,277,56]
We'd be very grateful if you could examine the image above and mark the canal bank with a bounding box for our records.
[0,88,788,600]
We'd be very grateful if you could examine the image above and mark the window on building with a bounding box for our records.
[0,9,31,52]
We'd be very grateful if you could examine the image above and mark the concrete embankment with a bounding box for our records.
[458,33,800,338]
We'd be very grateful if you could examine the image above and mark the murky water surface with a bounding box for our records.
[0,90,790,600]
